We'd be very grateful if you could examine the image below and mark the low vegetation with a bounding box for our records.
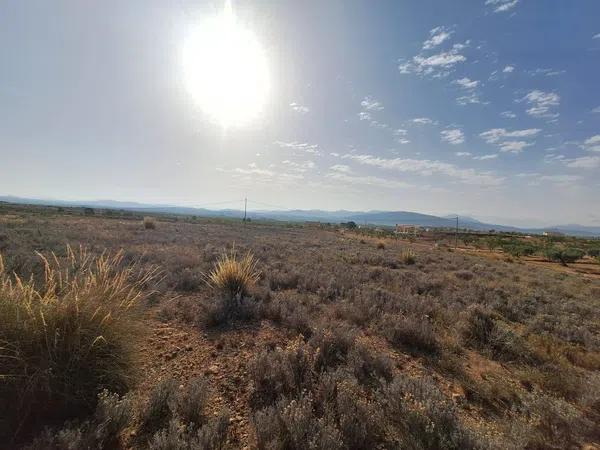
[0,203,599,448]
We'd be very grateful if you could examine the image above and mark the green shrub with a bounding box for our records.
[545,246,585,265]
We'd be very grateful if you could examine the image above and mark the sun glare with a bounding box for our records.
[182,2,269,128]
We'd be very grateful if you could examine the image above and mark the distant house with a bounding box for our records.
[395,224,420,235]
[543,230,564,237]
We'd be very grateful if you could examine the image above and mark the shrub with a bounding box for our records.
[400,248,416,265]
[205,247,260,299]
[144,216,157,229]
[0,247,155,443]
[545,246,585,265]
[25,390,134,450]
[380,314,439,355]
[377,241,385,250]
[587,248,600,258]
[383,375,485,449]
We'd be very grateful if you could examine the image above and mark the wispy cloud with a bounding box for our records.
[399,46,467,77]
[455,152,472,157]
[565,156,600,169]
[274,141,320,155]
[473,154,498,160]
[329,164,353,174]
[526,68,565,77]
[500,111,516,118]
[423,26,454,50]
[411,117,435,125]
[393,129,410,144]
[441,129,465,145]
[498,141,531,153]
[342,153,504,186]
[485,0,519,13]
[502,65,515,73]
[592,106,600,114]
[360,96,384,111]
[456,92,485,106]
[522,90,560,119]
[281,159,316,172]
[539,174,582,185]
[454,77,479,89]
[593,33,600,39]
[582,135,600,152]
[480,128,541,143]
[326,171,413,189]
[289,102,310,114]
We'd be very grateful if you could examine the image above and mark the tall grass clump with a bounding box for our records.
[0,246,157,443]
[205,247,260,299]
[400,248,417,265]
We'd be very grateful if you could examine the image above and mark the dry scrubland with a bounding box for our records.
[1,205,600,449]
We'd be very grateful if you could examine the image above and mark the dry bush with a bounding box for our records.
[380,313,439,355]
[144,216,157,229]
[25,390,134,450]
[138,377,228,449]
[377,241,385,250]
[462,307,532,363]
[383,374,487,449]
[0,247,156,443]
[205,247,260,299]
[400,248,417,265]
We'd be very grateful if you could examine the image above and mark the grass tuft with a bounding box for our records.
[204,246,260,299]
[0,245,157,443]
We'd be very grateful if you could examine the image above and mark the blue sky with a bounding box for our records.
[1,0,599,226]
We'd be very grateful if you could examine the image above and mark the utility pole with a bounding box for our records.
[243,197,247,222]
[455,216,459,249]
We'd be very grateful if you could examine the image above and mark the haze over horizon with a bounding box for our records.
[1,1,599,225]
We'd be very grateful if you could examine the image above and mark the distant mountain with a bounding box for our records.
[1,195,599,237]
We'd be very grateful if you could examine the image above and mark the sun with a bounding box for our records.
[182,2,269,128]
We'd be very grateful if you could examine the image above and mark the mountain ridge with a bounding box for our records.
[1,195,599,237]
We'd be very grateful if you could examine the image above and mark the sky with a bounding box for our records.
[1,0,599,227]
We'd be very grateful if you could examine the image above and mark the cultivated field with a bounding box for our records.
[1,204,599,449]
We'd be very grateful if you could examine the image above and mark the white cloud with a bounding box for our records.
[593,33,600,39]
[399,48,466,77]
[220,164,304,184]
[592,106,600,113]
[566,156,600,169]
[326,171,413,189]
[393,129,411,144]
[522,90,560,119]
[274,141,320,155]
[503,65,515,73]
[480,128,541,143]
[486,0,519,13]
[412,117,435,125]
[500,111,516,118]
[360,96,384,111]
[342,153,504,186]
[289,102,309,114]
[539,174,581,185]
[498,141,531,153]
[329,164,353,174]
[281,159,316,172]
[423,26,453,50]
[456,92,484,105]
[473,154,498,160]
[582,135,600,152]
[454,77,479,89]
[330,152,340,157]
[527,68,565,77]
[441,129,465,145]
[455,152,472,157]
